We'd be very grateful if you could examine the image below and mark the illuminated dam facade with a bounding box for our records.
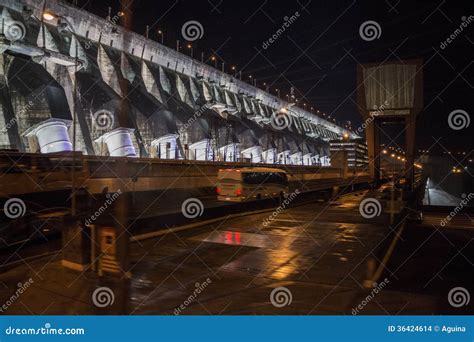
[0,0,356,166]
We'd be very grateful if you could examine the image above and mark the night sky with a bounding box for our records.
[71,0,473,154]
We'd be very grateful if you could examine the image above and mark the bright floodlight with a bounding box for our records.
[43,11,57,21]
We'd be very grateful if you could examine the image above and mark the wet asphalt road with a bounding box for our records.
[0,188,472,315]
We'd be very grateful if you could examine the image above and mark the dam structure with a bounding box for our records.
[0,0,356,166]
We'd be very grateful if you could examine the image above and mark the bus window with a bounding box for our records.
[218,169,288,202]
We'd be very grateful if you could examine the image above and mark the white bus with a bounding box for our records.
[216,167,289,202]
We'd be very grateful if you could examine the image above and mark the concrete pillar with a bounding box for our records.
[62,185,95,272]
[120,52,136,83]
[0,54,22,150]
[159,66,172,94]
[62,216,91,271]
[201,81,213,102]
[331,150,348,179]
[176,75,193,106]
[365,119,380,184]
[189,77,201,102]
[97,45,123,97]
[141,61,164,103]
[405,115,417,191]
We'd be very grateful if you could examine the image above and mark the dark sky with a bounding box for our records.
[72,0,473,154]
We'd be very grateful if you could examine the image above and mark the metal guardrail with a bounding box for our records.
[0,150,370,196]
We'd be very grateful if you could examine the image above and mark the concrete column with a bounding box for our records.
[0,54,22,150]
[141,61,164,103]
[365,119,380,184]
[331,150,348,179]
[405,115,417,191]
[97,45,123,97]
[61,216,91,271]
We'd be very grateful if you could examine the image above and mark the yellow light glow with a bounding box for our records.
[43,11,56,21]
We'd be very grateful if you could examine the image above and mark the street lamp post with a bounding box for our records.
[157,29,164,44]
[187,44,193,58]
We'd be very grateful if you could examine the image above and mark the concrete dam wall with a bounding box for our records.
[0,0,356,167]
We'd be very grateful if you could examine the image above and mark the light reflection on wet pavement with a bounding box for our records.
[2,189,468,315]
[125,190,418,314]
